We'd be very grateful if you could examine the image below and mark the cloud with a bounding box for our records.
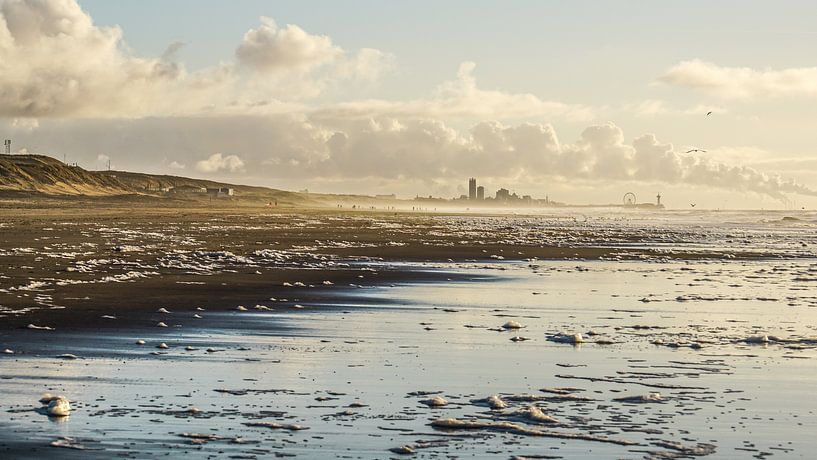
[234,17,395,100]
[195,153,245,173]
[168,160,186,170]
[0,0,234,118]
[11,117,39,131]
[314,61,594,122]
[0,1,391,118]
[336,48,396,82]
[659,59,817,99]
[236,17,342,73]
[14,116,815,200]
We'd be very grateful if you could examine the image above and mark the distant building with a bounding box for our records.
[375,194,397,199]
[495,188,511,201]
[468,178,477,200]
[206,187,234,197]
[171,185,207,194]
[476,186,484,200]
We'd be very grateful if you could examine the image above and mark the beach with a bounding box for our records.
[1,205,816,458]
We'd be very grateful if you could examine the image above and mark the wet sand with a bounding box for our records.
[1,205,816,458]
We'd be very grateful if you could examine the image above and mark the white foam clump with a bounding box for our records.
[157,308,171,314]
[40,394,71,417]
[420,396,449,407]
[27,324,54,331]
[49,437,84,449]
[486,395,508,409]
[514,405,559,424]
[614,392,665,403]
[193,314,203,318]
[2,349,13,354]
[243,421,309,431]
[135,340,146,345]
[156,322,168,328]
[157,343,169,349]
[390,445,416,454]
[322,280,334,285]
[548,332,584,344]
[502,321,524,330]
[236,305,248,311]
[254,305,271,311]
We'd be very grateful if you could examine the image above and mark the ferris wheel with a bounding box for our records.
[623,192,637,206]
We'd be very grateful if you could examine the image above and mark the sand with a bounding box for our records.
[1,202,816,458]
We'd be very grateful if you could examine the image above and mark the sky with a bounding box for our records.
[1,0,817,209]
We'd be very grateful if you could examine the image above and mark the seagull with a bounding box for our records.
[686,148,707,153]
[706,111,713,116]
[690,203,697,208]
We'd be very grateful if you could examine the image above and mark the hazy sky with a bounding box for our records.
[2,0,817,208]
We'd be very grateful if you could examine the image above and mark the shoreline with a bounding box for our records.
[1,205,812,334]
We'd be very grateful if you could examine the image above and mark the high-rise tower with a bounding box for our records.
[468,178,477,200]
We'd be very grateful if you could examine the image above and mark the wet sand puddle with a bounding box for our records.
[2,256,816,458]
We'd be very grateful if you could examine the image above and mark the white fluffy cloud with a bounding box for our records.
[236,17,342,73]
[0,1,392,118]
[0,0,236,117]
[195,153,245,173]
[12,116,814,200]
[0,0,577,123]
[659,59,817,99]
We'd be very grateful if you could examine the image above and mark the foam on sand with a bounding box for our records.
[547,332,584,344]
[512,405,559,424]
[613,392,665,403]
[40,394,71,417]
[420,396,449,407]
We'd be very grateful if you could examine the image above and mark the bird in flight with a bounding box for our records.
[690,203,696,208]
[706,111,713,116]
[686,148,707,153]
